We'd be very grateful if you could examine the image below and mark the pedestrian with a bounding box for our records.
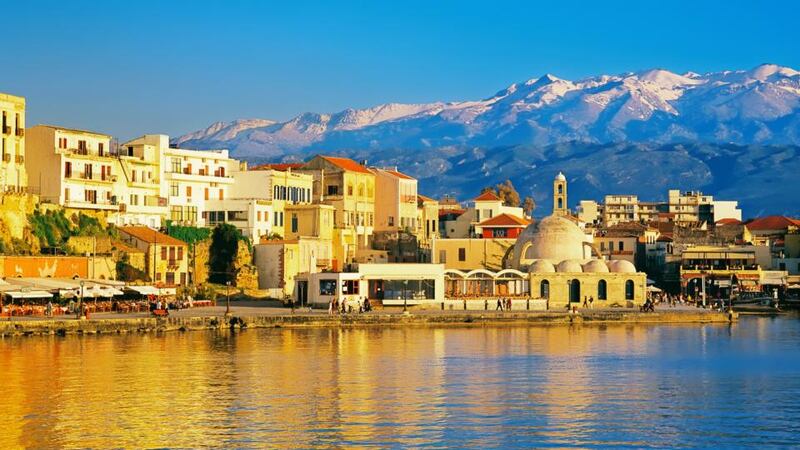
[341,299,347,314]
[582,296,588,308]
[589,296,594,309]
[328,299,333,315]
[496,298,503,311]
[46,300,53,317]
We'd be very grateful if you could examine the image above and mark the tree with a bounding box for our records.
[523,196,536,216]
[481,180,521,207]
[209,224,241,284]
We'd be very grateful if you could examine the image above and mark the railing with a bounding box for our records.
[15,127,24,137]
[14,155,24,164]
[2,154,10,162]
[1,125,10,135]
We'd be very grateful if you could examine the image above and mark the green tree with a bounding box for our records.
[166,222,211,245]
[209,223,241,284]
[482,180,521,207]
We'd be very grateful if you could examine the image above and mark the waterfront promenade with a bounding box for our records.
[0,301,735,337]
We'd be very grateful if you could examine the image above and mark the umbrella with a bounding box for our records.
[647,285,662,293]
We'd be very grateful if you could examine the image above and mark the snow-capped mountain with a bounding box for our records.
[175,64,800,155]
[174,64,800,216]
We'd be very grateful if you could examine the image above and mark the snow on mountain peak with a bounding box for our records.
[749,63,800,81]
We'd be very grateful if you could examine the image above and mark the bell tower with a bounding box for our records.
[553,171,567,216]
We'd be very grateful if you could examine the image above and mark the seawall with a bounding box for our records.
[0,310,736,337]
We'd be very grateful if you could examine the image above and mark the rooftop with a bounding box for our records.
[478,213,531,227]
[745,215,800,231]
[251,163,305,171]
[474,191,502,202]
[318,156,371,174]
[119,227,187,246]
[34,124,111,138]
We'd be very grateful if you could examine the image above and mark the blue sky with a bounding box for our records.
[5,0,798,140]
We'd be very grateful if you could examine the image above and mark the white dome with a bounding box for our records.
[557,259,584,273]
[582,260,610,273]
[610,260,637,273]
[555,171,566,181]
[511,215,586,270]
[528,259,556,273]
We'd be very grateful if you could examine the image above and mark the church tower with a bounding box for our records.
[553,171,567,216]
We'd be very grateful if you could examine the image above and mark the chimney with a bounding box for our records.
[361,159,368,166]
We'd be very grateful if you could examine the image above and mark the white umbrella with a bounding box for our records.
[647,285,662,293]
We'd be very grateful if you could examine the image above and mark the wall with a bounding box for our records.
[431,238,514,271]
[528,272,646,309]
[0,255,115,279]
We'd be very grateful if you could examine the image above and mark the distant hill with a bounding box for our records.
[174,64,800,216]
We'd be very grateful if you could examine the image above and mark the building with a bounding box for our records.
[26,125,119,214]
[118,226,189,287]
[441,191,526,238]
[431,238,514,271]
[370,167,418,232]
[112,134,168,227]
[416,194,439,247]
[298,155,376,262]
[0,92,27,192]
[577,200,601,225]
[603,195,639,225]
[477,213,531,238]
[712,200,742,222]
[553,171,568,216]
[667,190,715,224]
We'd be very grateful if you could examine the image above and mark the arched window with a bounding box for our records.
[558,198,563,209]
[625,280,634,300]
[540,280,550,299]
[598,280,607,300]
[558,185,563,194]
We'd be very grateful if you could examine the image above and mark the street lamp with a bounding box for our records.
[402,280,409,313]
[77,280,85,320]
[225,280,231,317]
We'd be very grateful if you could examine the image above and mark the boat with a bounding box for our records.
[733,293,781,314]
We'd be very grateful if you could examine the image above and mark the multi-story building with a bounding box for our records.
[416,194,439,246]
[441,191,526,238]
[577,200,601,225]
[118,226,189,287]
[370,167,418,232]
[298,156,376,262]
[160,138,242,227]
[26,125,119,214]
[667,190,715,224]
[113,134,167,227]
[604,195,639,225]
[0,92,27,192]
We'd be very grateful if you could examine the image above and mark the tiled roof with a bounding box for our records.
[474,191,501,201]
[119,227,187,246]
[319,156,371,174]
[478,213,531,227]
[745,215,800,231]
[383,169,415,180]
[251,163,304,171]
[715,218,742,226]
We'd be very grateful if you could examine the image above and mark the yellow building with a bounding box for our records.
[0,92,27,192]
[370,167,418,232]
[26,125,118,214]
[431,238,514,271]
[118,226,189,287]
[113,134,168,227]
[299,156,376,262]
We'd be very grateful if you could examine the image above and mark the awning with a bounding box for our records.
[788,284,800,289]
[761,272,787,286]
[646,286,662,292]
[5,290,54,299]
[126,286,161,296]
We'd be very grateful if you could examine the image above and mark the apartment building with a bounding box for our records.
[26,125,119,213]
[298,156,375,261]
[0,93,27,192]
[416,194,439,245]
[370,167,418,232]
[113,134,167,227]
[441,191,526,238]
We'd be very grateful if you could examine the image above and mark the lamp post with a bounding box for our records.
[225,280,231,317]
[402,280,409,313]
[77,280,85,320]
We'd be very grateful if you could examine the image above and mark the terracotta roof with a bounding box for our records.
[386,169,415,180]
[119,227,187,246]
[319,156,371,174]
[439,209,465,218]
[478,213,531,227]
[250,163,304,171]
[745,215,800,231]
[657,235,674,242]
[715,218,742,226]
[417,194,435,202]
[474,191,501,201]
[112,240,144,254]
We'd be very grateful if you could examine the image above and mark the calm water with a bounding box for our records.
[2,317,800,448]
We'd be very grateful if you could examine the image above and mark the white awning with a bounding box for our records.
[5,290,54,299]
[126,286,161,296]
[646,286,662,292]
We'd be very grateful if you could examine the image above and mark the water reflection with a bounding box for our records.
[2,318,800,447]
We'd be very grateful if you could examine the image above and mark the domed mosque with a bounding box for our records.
[508,172,645,308]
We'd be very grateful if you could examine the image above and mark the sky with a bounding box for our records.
[4,0,799,140]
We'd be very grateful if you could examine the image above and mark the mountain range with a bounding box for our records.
[174,64,800,217]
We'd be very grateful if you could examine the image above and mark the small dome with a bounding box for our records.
[557,259,584,273]
[528,259,556,273]
[555,171,566,182]
[582,260,610,273]
[610,260,637,273]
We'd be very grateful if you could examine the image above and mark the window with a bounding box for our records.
[342,279,359,295]
[347,184,353,196]
[558,198,563,209]
[58,137,68,149]
[558,185,563,194]
[439,250,447,263]
[327,185,339,196]
[291,214,298,233]
[170,183,179,197]
[171,158,182,173]
[388,216,394,227]
[84,190,97,204]
[166,272,175,285]
[64,161,72,178]
[98,142,105,156]
[319,279,337,296]
[186,186,192,197]
[598,280,607,300]
[540,280,550,299]
[204,188,209,201]
[161,247,167,260]
[279,212,284,226]
[619,241,624,251]
[170,206,183,221]
[625,280,634,300]
[458,248,466,262]
[274,212,279,227]
[493,229,507,238]
[186,206,198,223]
[218,189,224,200]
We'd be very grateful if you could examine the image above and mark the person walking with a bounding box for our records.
[328,299,333,315]
[496,298,503,311]
[582,296,588,308]
[589,296,594,309]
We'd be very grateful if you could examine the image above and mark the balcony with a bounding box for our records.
[63,198,119,211]
[15,127,24,137]
[15,155,24,164]
[1,125,10,135]
[2,154,10,163]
